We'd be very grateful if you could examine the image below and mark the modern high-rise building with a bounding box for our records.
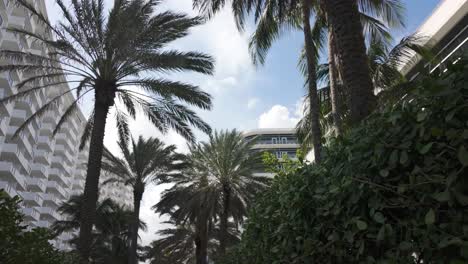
[0,0,89,250]
[400,0,468,79]
[0,0,132,250]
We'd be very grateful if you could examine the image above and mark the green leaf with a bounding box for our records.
[389,150,399,165]
[458,146,468,167]
[399,151,408,164]
[417,111,427,122]
[419,142,434,154]
[379,169,389,177]
[399,241,412,251]
[377,226,385,241]
[432,191,450,202]
[356,220,368,230]
[374,212,385,224]
[462,130,468,139]
[425,209,435,225]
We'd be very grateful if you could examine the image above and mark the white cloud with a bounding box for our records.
[247,97,260,109]
[258,105,299,128]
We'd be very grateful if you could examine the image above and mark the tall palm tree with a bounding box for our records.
[155,171,219,264]
[101,136,186,264]
[320,0,406,123]
[1,1,214,261]
[247,0,325,162]
[294,0,405,142]
[189,130,268,257]
[296,34,429,148]
[155,130,268,263]
[52,195,147,264]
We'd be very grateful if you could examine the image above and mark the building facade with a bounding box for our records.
[400,0,468,79]
[0,0,131,250]
[243,128,301,175]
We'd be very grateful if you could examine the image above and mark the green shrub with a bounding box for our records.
[223,60,468,263]
[0,190,76,264]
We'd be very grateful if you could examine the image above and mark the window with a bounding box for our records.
[271,137,278,144]
[281,137,287,144]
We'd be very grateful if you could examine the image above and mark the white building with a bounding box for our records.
[243,128,301,175]
[0,0,131,249]
[244,128,301,160]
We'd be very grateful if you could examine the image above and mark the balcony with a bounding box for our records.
[18,191,43,206]
[0,89,14,117]
[6,126,34,156]
[21,207,40,221]
[0,180,18,198]
[9,109,26,126]
[0,161,27,190]
[42,193,62,207]
[25,176,46,192]
[46,180,67,199]
[37,136,54,152]
[35,220,51,228]
[37,206,61,220]
[30,162,48,178]
[33,149,51,165]
[1,144,30,175]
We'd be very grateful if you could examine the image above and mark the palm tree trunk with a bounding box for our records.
[195,210,208,264]
[322,0,376,124]
[302,0,322,163]
[219,185,230,256]
[328,29,343,136]
[129,188,143,264]
[78,101,110,264]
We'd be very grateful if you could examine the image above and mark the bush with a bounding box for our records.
[223,60,468,263]
[0,190,76,264]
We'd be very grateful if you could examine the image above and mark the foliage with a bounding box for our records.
[52,195,145,264]
[261,150,305,175]
[0,190,73,264]
[154,130,270,262]
[221,60,468,263]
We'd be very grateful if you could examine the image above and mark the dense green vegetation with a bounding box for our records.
[0,190,72,264]
[221,61,468,263]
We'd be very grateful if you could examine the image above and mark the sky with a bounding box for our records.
[45,0,442,247]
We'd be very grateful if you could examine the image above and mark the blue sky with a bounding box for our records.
[46,0,442,246]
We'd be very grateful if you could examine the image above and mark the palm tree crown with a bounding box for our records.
[155,130,269,263]
[102,135,186,264]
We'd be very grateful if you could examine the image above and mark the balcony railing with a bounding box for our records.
[25,176,46,192]
[30,163,48,179]
[18,191,43,206]
[37,206,61,220]
[21,207,40,221]
[0,180,18,197]
[42,193,61,207]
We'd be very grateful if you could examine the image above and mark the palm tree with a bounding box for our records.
[155,168,219,264]
[296,34,429,147]
[1,1,214,261]
[189,130,268,256]
[155,130,268,263]
[145,217,240,264]
[52,195,147,264]
[320,0,406,123]
[246,0,325,162]
[101,136,186,264]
